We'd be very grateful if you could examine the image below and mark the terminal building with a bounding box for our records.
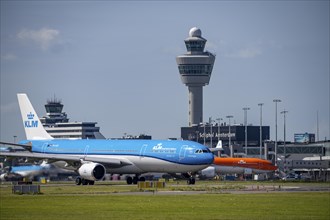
[274,141,330,181]
[181,124,270,149]
[182,124,329,180]
[111,134,152,140]
[39,97,105,139]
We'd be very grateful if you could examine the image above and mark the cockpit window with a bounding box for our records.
[195,149,210,154]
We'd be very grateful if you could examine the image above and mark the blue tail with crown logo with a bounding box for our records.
[17,93,53,140]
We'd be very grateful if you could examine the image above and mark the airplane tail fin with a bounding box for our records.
[215,140,223,149]
[215,140,223,157]
[17,93,53,140]
[209,140,223,157]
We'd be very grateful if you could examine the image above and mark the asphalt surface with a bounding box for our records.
[2,180,329,195]
[108,182,330,195]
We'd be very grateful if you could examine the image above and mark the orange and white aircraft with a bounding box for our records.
[200,141,277,178]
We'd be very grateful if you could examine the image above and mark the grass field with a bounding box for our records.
[1,181,329,220]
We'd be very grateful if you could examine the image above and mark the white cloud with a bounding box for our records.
[17,28,60,50]
[205,40,219,51]
[237,47,262,58]
[225,46,262,59]
[1,53,17,61]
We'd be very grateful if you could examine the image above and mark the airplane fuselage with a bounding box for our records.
[21,139,214,174]
[214,157,277,173]
[200,157,277,178]
[0,93,214,185]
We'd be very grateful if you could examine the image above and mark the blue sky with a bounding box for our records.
[1,1,329,142]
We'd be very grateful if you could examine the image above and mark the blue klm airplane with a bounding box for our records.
[0,161,76,182]
[0,94,214,185]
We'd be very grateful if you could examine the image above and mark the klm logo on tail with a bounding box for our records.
[24,112,38,128]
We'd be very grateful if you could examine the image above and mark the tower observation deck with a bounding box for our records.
[176,27,216,126]
[40,97,69,126]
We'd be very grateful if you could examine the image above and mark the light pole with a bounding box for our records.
[273,99,281,166]
[226,115,233,157]
[243,107,250,156]
[203,122,206,146]
[281,110,288,172]
[316,110,319,142]
[258,103,264,159]
[209,117,214,148]
[216,118,222,142]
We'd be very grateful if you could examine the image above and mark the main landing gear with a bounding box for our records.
[126,175,146,185]
[187,177,196,185]
[75,177,95,185]
[182,172,196,185]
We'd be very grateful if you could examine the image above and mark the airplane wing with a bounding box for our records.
[0,141,32,151]
[0,151,132,168]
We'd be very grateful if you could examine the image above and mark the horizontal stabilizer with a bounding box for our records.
[209,148,222,152]
[209,140,223,152]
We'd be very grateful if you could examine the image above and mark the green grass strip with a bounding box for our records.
[1,192,329,220]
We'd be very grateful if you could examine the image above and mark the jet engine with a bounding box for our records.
[199,166,216,179]
[78,163,106,181]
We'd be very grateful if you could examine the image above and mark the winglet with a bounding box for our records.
[17,93,53,140]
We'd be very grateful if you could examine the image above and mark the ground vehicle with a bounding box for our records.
[282,173,299,181]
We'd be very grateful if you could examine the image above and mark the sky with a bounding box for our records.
[1,1,329,143]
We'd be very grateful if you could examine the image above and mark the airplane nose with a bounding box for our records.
[204,153,214,164]
[210,154,215,162]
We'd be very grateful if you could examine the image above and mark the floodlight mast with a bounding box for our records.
[226,115,233,157]
[176,27,216,126]
[273,99,281,167]
[258,103,264,159]
[243,107,250,156]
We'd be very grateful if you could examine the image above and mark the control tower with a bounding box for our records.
[39,97,105,139]
[39,97,69,126]
[176,27,216,126]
